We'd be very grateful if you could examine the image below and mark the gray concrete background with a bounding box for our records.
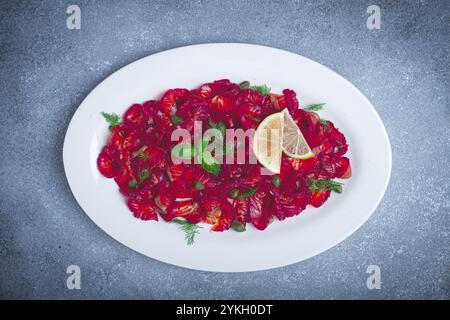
[0,0,449,299]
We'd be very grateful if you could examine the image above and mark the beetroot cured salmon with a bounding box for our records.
[97,79,351,236]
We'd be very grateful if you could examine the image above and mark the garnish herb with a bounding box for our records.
[230,188,257,199]
[229,188,240,198]
[320,119,330,129]
[238,81,250,90]
[251,84,271,96]
[171,114,184,125]
[128,178,138,189]
[201,151,221,176]
[101,112,120,131]
[207,120,233,156]
[138,170,150,183]
[138,151,148,160]
[171,218,202,245]
[231,220,246,232]
[305,103,326,112]
[308,178,343,193]
[193,180,205,190]
[271,175,281,187]
[237,188,257,199]
[194,135,221,176]
[208,120,226,140]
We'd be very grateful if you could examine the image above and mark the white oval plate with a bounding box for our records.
[63,43,391,272]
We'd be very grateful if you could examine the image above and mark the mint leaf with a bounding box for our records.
[201,151,221,176]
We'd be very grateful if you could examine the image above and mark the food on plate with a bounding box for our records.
[97,79,351,243]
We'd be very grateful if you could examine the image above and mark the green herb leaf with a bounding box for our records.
[231,220,246,232]
[170,218,202,245]
[101,112,120,130]
[171,142,196,159]
[238,81,250,90]
[250,84,271,96]
[320,119,330,129]
[201,151,221,176]
[208,120,226,140]
[237,188,257,199]
[193,180,204,190]
[271,175,281,187]
[307,178,343,193]
[171,114,184,125]
[305,103,326,112]
[138,151,148,160]
[138,170,150,183]
[229,188,240,199]
[128,178,138,189]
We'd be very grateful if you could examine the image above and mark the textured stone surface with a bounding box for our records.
[0,0,448,299]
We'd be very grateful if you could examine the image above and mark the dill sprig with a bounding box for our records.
[171,218,202,245]
[308,178,343,193]
[305,103,326,111]
[320,119,330,128]
[101,112,120,130]
[250,84,271,96]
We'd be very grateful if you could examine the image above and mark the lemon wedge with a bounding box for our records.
[253,109,314,173]
[281,109,314,160]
